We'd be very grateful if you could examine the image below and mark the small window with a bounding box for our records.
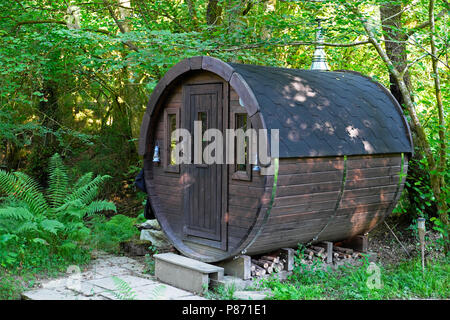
[235,113,248,172]
[231,108,252,181]
[164,108,180,173]
[198,111,208,152]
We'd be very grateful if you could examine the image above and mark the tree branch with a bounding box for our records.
[102,0,139,52]
[400,53,428,77]
[214,39,370,51]
[406,4,449,37]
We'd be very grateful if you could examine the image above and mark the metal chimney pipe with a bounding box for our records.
[310,19,329,71]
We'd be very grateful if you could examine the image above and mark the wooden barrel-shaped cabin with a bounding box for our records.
[138,56,413,262]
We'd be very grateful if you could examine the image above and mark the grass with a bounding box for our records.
[260,255,449,300]
[0,244,91,300]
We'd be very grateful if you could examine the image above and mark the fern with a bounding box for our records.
[0,153,116,251]
[72,172,93,190]
[16,221,38,235]
[110,276,137,300]
[85,200,117,216]
[0,171,49,216]
[40,219,64,235]
[65,175,111,205]
[48,153,69,208]
[0,207,34,221]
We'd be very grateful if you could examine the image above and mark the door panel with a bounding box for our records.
[182,83,226,248]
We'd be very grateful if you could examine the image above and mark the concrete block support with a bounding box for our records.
[154,253,224,294]
[324,241,333,264]
[216,255,251,280]
[343,235,369,253]
[280,248,295,271]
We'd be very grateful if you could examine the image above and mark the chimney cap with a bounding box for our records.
[310,20,329,71]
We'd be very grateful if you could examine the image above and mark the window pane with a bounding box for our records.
[198,112,208,151]
[235,114,248,172]
[168,114,177,165]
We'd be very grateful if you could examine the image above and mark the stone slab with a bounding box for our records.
[21,251,207,300]
[87,275,158,291]
[22,288,82,300]
[155,258,209,294]
[216,255,251,280]
[233,290,271,300]
[154,253,224,277]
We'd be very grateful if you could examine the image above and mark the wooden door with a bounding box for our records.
[182,83,226,249]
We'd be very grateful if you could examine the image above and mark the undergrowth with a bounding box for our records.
[260,246,449,300]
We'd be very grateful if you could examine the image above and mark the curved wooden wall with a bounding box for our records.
[245,153,408,255]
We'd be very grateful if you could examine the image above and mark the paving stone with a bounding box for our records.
[41,278,67,290]
[98,283,194,300]
[68,282,109,297]
[21,251,206,300]
[233,290,271,300]
[176,295,208,300]
[121,262,147,274]
[86,275,158,291]
[22,288,81,300]
[89,265,131,277]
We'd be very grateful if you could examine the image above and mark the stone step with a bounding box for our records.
[154,253,224,294]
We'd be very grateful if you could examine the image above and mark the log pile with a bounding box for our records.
[250,254,285,277]
[299,243,364,265]
[251,243,364,278]
[249,243,366,278]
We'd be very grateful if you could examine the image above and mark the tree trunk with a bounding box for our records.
[206,0,222,25]
[354,3,448,253]
[380,3,436,218]
[428,0,449,253]
[27,81,61,186]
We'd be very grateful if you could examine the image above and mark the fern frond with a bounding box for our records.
[0,170,17,195]
[65,175,111,204]
[16,221,38,234]
[54,199,84,213]
[0,207,34,221]
[111,276,137,300]
[0,171,48,216]
[72,172,93,191]
[48,153,69,208]
[85,200,116,216]
[9,171,49,216]
[54,199,86,220]
[40,219,65,235]
[149,285,166,300]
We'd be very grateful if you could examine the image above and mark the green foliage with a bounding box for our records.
[0,0,447,230]
[203,282,237,300]
[89,214,140,253]
[110,276,137,300]
[261,246,450,300]
[0,268,23,300]
[109,276,166,300]
[0,153,115,269]
[143,245,159,275]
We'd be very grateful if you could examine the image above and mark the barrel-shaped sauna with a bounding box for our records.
[138,56,413,263]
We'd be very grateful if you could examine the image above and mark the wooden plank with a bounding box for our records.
[278,161,344,175]
[277,170,342,186]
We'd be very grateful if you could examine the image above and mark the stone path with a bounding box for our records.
[22,251,206,300]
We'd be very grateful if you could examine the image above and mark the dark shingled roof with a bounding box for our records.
[229,63,413,158]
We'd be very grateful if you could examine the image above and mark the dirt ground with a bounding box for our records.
[368,215,445,265]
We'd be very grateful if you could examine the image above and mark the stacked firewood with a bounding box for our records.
[250,255,285,277]
[250,243,365,277]
[299,243,363,264]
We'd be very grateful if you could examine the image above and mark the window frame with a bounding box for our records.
[230,105,252,181]
[164,107,180,173]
